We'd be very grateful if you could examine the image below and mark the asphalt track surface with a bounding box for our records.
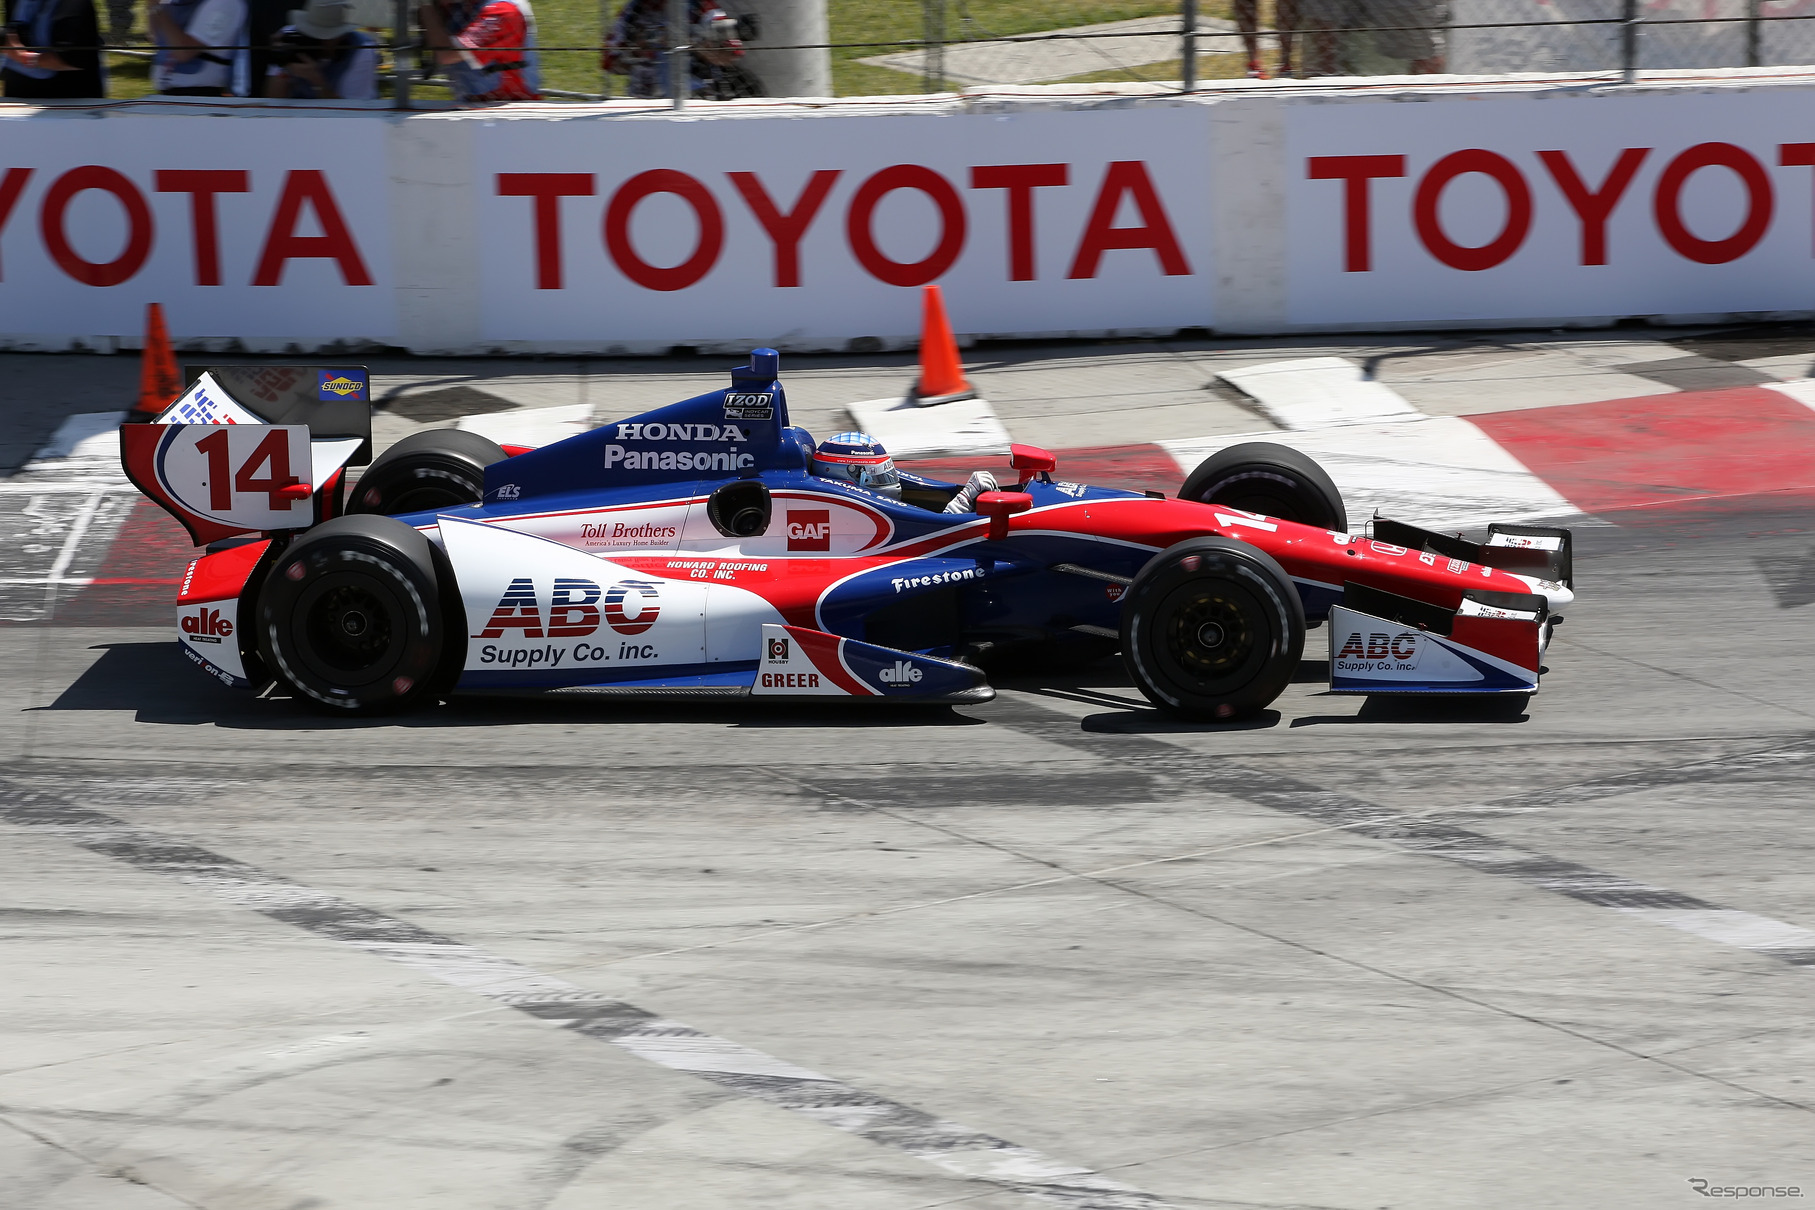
[4,346,1815,1209]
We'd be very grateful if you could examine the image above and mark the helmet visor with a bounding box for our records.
[815,453,899,494]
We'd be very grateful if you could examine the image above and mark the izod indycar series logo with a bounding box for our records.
[1335,630,1422,672]
[722,392,774,421]
[786,509,830,552]
[180,606,233,644]
[603,422,755,473]
[472,577,663,668]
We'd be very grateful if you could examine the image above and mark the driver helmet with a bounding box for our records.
[811,431,900,498]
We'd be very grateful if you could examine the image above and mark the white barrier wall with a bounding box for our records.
[6,74,1815,354]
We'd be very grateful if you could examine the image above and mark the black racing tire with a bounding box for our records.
[347,429,508,517]
[258,515,446,714]
[1179,442,1348,533]
[1121,537,1305,721]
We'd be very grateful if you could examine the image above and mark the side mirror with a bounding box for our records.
[975,490,1033,541]
[707,479,771,537]
[1009,443,1057,485]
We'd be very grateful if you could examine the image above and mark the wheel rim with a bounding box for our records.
[289,571,408,687]
[1149,577,1271,697]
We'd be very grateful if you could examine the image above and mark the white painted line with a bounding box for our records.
[1215,357,1420,430]
[1760,378,1815,414]
[2,785,1178,1210]
[1163,416,1578,530]
[31,411,128,462]
[846,396,1011,461]
[456,404,594,448]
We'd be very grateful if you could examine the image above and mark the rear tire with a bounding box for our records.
[348,429,507,517]
[258,515,446,713]
[1121,537,1305,721]
[1180,442,1347,532]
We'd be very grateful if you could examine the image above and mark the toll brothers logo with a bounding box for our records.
[603,422,756,473]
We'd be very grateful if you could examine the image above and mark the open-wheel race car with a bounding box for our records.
[120,351,1574,719]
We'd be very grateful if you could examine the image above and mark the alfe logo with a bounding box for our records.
[879,660,922,685]
[603,580,662,635]
[786,509,831,552]
[318,372,366,400]
[181,607,233,643]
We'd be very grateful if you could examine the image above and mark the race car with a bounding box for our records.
[120,351,1574,719]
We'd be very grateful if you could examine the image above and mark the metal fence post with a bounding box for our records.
[1181,0,1198,91]
[392,0,411,107]
[1621,0,1637,81]
[1746,0,1762,66]
[923,0,945,91]
[668,0,687,108]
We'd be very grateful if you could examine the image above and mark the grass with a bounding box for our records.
[91,0,1237,100]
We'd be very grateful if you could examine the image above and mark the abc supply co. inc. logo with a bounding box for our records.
[317,371,366,401]
[786,509,831,552]
[1334,630,1422,671]
[475,577,662,639]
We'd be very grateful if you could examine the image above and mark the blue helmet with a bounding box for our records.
[811,431,901,497]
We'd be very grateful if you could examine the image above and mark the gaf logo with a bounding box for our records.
[767,636,790,662]
[786,509,831,552]
[180,606,233,643]
[879,660,923,685]
[723,392,775,421]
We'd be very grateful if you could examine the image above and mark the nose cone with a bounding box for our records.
[1513,574,1574,609]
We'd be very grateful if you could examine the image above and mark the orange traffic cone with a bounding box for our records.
[911,284,976,407]
[130,303,181,421]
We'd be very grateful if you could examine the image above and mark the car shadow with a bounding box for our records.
[38,642,986,730]
[1290,695,1532,726]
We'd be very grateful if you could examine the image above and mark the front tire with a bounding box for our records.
[1180,442,1348,532]
[258,516,446,713]
[1121,537,1305,720]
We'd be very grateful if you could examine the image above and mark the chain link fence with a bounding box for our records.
[16,0,1815,103]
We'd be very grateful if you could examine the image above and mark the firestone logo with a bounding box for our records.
[786,509,831,552]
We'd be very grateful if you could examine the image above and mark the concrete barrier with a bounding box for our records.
[5,71,1815,355]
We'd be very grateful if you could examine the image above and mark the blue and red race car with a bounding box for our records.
[121,350,1575,719]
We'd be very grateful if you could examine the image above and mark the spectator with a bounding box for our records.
[1233,0,1289,78]
[2,0,105,97]
[602,0,754,99]
[263,0,376,97]
[151,0,249,95]
[419,0,539,101]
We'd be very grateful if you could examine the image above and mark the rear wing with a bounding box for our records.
[119,366,373,547]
